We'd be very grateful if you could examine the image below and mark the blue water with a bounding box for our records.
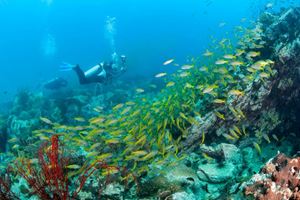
[0,0,297,104]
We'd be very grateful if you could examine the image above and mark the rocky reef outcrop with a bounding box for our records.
[182,6,300,159]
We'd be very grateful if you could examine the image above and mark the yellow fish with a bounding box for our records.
[89,117,105,124]
[233,125,242,135]
[213,99,226,104]
[262,134,271,143]
[12,144,20,149]
[105,119,118,126]
[266,59,275,65]
[179,72,190,77]
[39,135,50,141]
[200,132,205,145]
[8,137,18,143]
[101,168,119,176]
[105,139,120,144]
[166,81,175,87]
[40,117,53,125]
[253,142,262,155]
[230,61,244,67]
[203,85,216,94]
[131,109,141,117]
[272,134,279,142]
[247,51,261,58]
[228,89,244,96]
[96,153,113,160]
[254,44,264,49]
[199,66,208,72]
[136,88,145,93]
[125,101,135,106]
[203,50,213,57]
[140,151,157,161]
[86,152,98,158]
[134,135,146,146]
[215,111,225,120]
[121,107,131,115]
[202,153,213,161]
[223,133,236,141]
[214,67,228,74]
[223,54,236,59]
[93,106,103,113]
[251,64,263,70]
[155,72,167,78]
[259,72,270,78]
[230,129,240,139]
[215,59,228,65]
[89,143,101,151]
[181,65,193,70]
[247,67,256,73]
[74,117,85,122]
[66,164,81,169]
[163,59,174,65]
[113,103,124,110]
[131,150,148,157]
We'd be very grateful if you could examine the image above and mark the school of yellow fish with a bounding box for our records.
[8,22,279,181]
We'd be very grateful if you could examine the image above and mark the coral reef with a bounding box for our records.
[244,153,300,200]
[0,5,300,200]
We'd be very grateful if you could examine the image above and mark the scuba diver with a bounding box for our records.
[60,53,127,85]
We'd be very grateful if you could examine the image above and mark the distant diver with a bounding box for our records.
[43,77,68,90]
[60,52,127,85]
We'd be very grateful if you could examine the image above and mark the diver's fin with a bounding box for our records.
[59,62,75,71]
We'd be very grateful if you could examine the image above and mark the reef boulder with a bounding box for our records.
[137,164,200,199]
[197,143,243,183]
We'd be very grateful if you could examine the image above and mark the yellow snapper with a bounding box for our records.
[228,89,244,96]
[215,59,228,65]
[247,51,261,58]
[163,59,174,65]
[166,81,175,87]
[181,65,194,70]
[223,54,236,59]
[179,72,190,77]
[40,117,53,125]
[136,88,145,93]
[230,61,244,67]
[203,50,213,57]
[155,73,167,78]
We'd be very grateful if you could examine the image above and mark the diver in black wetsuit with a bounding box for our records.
[60,53,127,85]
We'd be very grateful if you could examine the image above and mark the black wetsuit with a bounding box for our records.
[73,62,118,85]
